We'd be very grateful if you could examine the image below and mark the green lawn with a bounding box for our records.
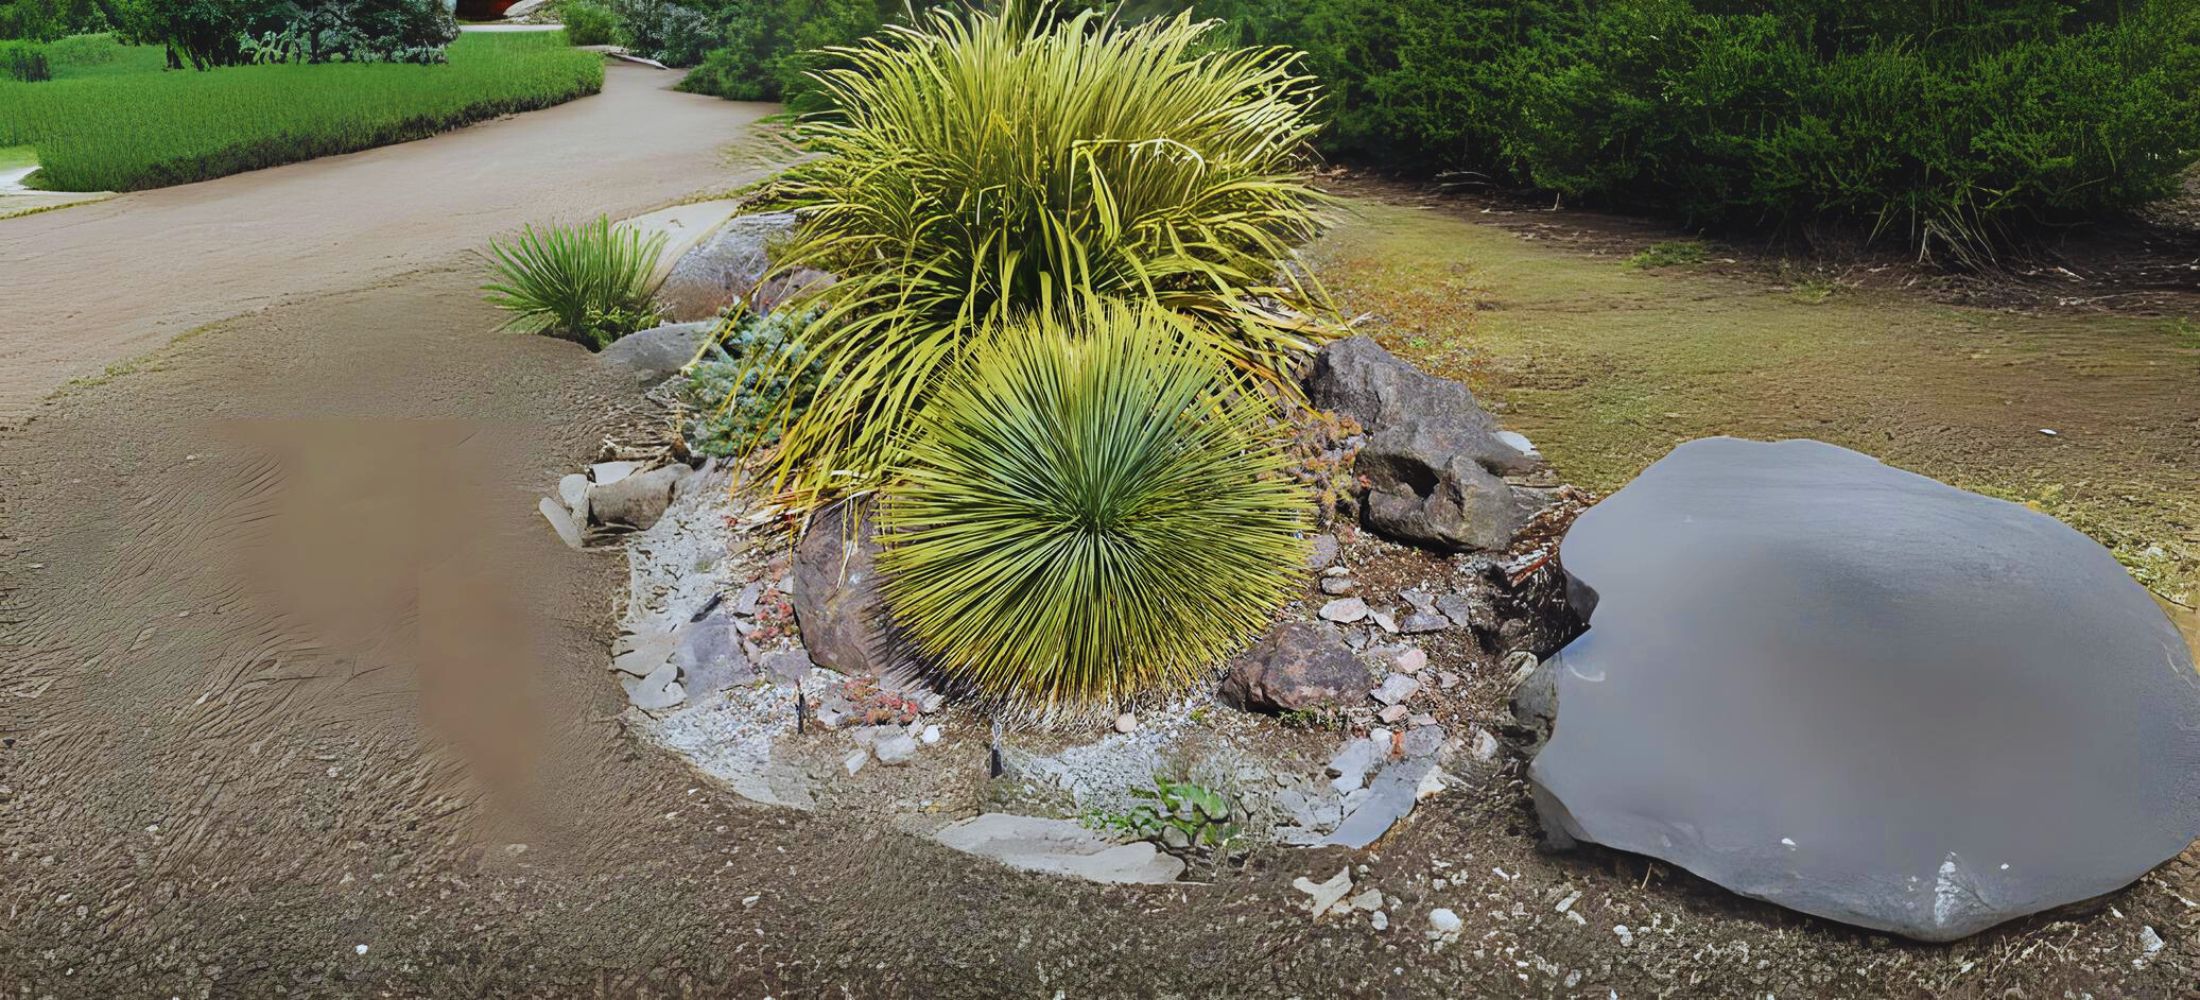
[1309,193,2200,607]
[0,32,603,192]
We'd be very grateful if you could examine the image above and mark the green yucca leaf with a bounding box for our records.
[876,303,1312,720]
[750,2,1337,504]
[482,215,667,351]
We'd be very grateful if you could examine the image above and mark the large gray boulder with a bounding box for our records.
[790,500,890,676]
[1529,437,2200,941]
[596,321,712,386]
[1218,621,1373,713]
[1305,336,1542,552]
[656,211,798,322]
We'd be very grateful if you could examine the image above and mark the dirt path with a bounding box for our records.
[0,61,775,425]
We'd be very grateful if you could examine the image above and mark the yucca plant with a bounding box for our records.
[752,2,1334,503]
[482,216,667,350]
[876,304,1312,719]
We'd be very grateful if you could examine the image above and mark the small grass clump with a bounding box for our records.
[754,3,1332,502]
[0,31,602,191]
[482,216,665,350]
[1626,240,1711,269]
[876,305,1311,717]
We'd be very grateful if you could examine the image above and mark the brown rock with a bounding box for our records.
[1219,621,1374,713]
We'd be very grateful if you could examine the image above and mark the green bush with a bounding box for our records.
[673,0,887,105]
[0,0,109,41]
[753,3,1331,501]
[1,38,50,78]
[678,307,823,456]
[559,0,612,45]
[1131,0,2200,250]
[1,31,602,190]
[481,215,667,350]
[876,307,1310,717]
[607,0,711,65]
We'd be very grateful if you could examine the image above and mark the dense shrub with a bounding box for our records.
[690,0,2194,250]
[483,215,667,349]
[877,308,1310,717]
[558,0,610,45]
[240,0,459,64]
[0,0,108,40]
[1,37,51,77]
[606,0,710,65]
[751,4,1330,501]
[673,0,885,104]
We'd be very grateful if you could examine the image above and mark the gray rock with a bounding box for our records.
[558,473,591,518]
[596,321,712,385]
[733,580,764,616]
[1435,591,1496,632]
[1218,621,1374,713]
[538,497,583,550]
[1401,589,1435,612]
[1306,533,1340,571]
[1358,421,1547,552]
[1319,576,1355,596]
[934,814,1185,885]
[1327,738,1386,793]
[790,501,894,676]
[759,648,813,685]
[656,212,798,322]
[1319,597,1369,623]
[1303,337,1544,553]
[1321,756,1438,850]
[1371,673,1420,706]
[1401,724,1445,759]
[588,463,690,530]
[1528,437,2200,942]
[674,612,754,698]
[873,732,919,765]
[591,461,638,485]
[622,661,686,711]
[1398,612,1450,634]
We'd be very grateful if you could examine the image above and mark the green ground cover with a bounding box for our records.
[0,31,602,192]
[1310,194,2200,606]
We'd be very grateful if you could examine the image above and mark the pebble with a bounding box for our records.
[1371,611,1398,634]
[1398,612,1449,634]
[1378,704,1410,724]
[1320,576,1356,596]
[1614,924,1635,946]
[921,724,942,744]
[1371,673,1420,706]
[1113,713,1138,734]
[1370,910,1389,931]
[1429,908,1462,936]
[1319,597,1370,624]
[1394,648,1428,674]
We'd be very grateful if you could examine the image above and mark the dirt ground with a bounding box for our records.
[2,154,2197,994]
[0,61,780,424]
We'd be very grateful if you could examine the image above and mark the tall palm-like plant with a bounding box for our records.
[876,304,1312,718]
[754,2,1333,503]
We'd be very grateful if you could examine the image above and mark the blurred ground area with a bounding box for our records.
[1308,178,2200,616]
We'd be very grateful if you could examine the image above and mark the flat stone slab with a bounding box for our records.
[934,814,1185,885]
[1530,437,2200,941]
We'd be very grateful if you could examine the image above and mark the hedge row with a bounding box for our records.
[665,0,2200,249]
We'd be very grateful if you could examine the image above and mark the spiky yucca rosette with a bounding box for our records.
[876,306,1312,720]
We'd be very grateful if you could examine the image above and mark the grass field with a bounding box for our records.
[0,32,603,192]
[1310,193,2200,609]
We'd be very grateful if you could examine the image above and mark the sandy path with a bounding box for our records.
[0,61,774,424]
